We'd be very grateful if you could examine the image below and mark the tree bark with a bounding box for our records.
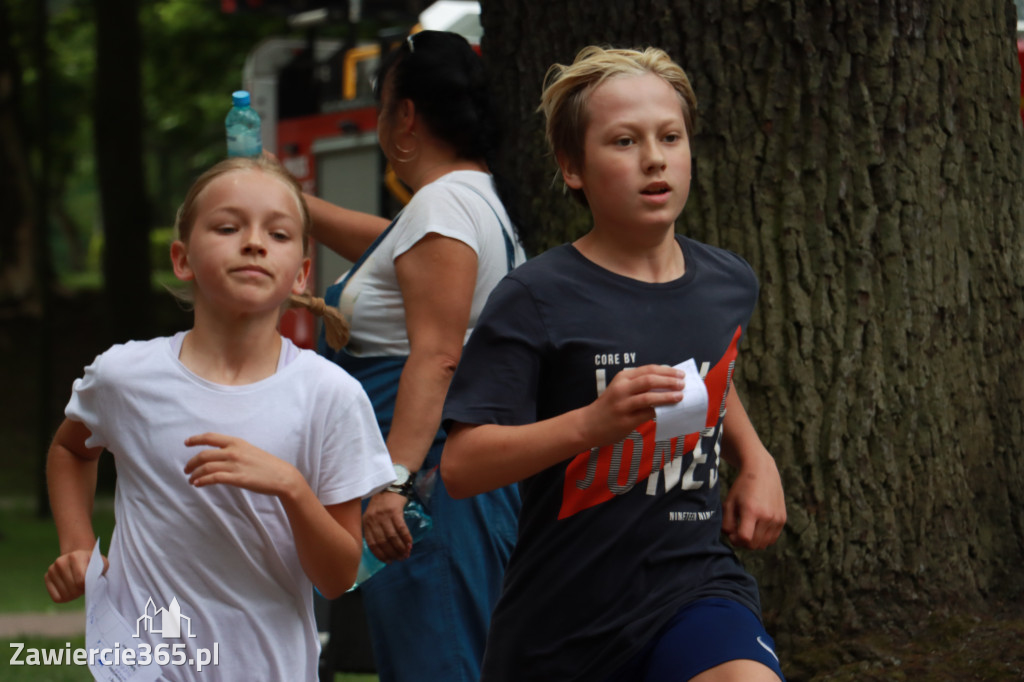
[95,0,151,341]
[483,0,1024,651]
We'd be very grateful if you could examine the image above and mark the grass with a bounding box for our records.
[0,502,115,615]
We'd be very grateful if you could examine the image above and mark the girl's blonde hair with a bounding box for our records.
[538,46,698,205]
[171,156,349,349]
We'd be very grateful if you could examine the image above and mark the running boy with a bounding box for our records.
[44,156,394,680]
[441,47,787,681]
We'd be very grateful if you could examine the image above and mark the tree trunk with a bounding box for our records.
[0,0,36,310]
[95,0,151,341]
[483,0,1024,651]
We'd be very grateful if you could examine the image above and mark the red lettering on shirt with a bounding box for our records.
[557,326,742,520]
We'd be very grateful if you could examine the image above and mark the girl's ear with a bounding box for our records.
[170,240,194,282]
[291,257,312,296]
[557,152,584,191]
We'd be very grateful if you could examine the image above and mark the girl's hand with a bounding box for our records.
[183,433,301,498]
[362,493,413,563]
[579,364,686,447]
[45,549,106,603]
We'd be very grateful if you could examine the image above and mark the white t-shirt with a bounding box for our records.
[65,333,394,681]
[337,170,526,357]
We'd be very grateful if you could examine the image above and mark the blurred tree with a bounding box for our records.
[95,0,151,341]
[0,0,35,309]
[482,0,1024,670]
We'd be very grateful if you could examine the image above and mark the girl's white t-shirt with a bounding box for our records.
[65,334,394,681]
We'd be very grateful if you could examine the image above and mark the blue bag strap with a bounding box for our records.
[450,180,518,273]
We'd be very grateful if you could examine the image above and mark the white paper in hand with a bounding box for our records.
[654,358,709,442]
[85,540,163,681]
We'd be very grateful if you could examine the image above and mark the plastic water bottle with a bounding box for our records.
[225,90,262,158]
[348,499,433,592]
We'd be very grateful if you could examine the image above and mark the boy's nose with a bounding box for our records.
[643,142,666,171]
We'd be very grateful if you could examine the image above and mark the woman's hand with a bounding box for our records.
[362,492,413,562]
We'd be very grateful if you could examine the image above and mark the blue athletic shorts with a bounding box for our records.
[603,597,786,682]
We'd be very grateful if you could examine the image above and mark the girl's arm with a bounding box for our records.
[45,418,105,603]
[359,234,478,562]
[306,193,390,263]
[719,388,787,550]
[441,365,687,499]
[183,433,362,598]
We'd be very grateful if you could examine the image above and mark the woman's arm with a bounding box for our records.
[719,388,786,549]
[306,193,391,263]
[360,234,479,561]
[45,418,104,603]
[441,365,687,499]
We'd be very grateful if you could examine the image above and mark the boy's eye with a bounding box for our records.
[664,133,681,143]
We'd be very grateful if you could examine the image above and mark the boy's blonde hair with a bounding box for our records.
[538,46,698,205]
[171,156,349,349]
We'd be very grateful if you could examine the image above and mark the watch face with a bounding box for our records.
[393,464,410,486]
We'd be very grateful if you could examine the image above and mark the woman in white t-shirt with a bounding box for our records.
[307,30,526,682]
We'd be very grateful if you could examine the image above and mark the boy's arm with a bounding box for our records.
[441,365,687,499]
[183,434,362,598]
[719,388,787,550]
[306,193,390,263]
[45,418,105,603]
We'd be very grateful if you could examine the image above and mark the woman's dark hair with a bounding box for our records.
[377,30,496,163]
[376,30,524,239]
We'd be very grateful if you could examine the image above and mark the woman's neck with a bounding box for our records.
[573,225,684,283]
[398,136,487,193]
[178,307,283,385]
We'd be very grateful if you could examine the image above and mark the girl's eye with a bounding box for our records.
[271,231,291,242]
[215,225,238,234]
[615,137,634,147]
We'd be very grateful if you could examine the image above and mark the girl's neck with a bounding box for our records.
[574,224,684,283]
[178,308,284,385]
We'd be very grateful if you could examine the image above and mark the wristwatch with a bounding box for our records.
[385,464,415,498]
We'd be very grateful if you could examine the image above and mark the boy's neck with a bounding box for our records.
[573,226,685,283]
[178,308,284,385]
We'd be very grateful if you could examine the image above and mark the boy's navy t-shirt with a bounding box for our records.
[443,235,764,682]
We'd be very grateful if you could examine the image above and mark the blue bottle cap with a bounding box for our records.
[232,90,251,107]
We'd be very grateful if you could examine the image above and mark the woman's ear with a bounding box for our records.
[557,152,584,191]
[170,240,194,282]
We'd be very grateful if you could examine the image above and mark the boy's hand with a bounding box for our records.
[363,493,413,563]
[580,364,685,447]
[721,450,786,550]
[45,550,106,603]
[184,433,302,498]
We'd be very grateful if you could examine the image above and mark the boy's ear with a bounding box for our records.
[557,152,584,191]
[291,257,312,296]
[170,240,194,282]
